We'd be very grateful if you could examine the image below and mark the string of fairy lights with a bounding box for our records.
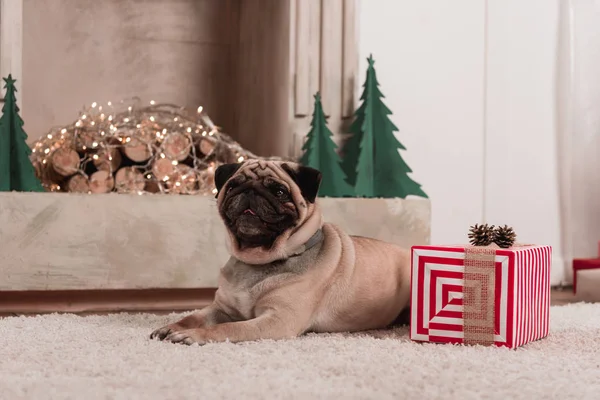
[30,97,278,195]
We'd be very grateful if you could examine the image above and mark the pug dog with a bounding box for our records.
[150,159,411,345]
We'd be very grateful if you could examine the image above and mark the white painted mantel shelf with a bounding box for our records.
[0,192,431,291]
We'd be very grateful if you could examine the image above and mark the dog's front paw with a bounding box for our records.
[164,329,208,346]
[150,324,183,341]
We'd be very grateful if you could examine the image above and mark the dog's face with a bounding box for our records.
[214,161,322,251]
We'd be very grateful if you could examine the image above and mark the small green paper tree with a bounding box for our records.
[299,92,354,197]
[341,55,427,199]
[340,93,366,187]
[0,74,45,192]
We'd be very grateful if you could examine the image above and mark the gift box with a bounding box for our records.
[410,243,552,349]
[572,241,600,302]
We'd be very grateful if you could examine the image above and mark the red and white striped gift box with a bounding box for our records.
[410,244,552,349]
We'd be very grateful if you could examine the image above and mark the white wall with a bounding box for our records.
[484,0,562,284]
[557,0,600,284]
[358,0,565,285]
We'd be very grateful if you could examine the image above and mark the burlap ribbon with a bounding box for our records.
[463,241,530,345]
[463,243,499,345]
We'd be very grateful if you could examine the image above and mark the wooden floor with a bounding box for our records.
[550,286,578,305]
[0,288,216,317]
[0,286,582,317]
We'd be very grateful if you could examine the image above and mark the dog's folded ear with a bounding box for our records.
[214,163,242,197]
[282,163,322,203]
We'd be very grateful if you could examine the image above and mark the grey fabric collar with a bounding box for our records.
[289,228,324,257]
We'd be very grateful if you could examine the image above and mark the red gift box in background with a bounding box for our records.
[572,241,600,302]
[410,244,552,349]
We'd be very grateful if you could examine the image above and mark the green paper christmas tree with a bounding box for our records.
[299,92,354,197]
[0,74,45,192]
[341,55,427,199]
[341,85,367,188]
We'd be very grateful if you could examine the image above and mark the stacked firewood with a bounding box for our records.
[30,100,276,195]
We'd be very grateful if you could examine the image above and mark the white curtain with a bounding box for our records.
[557,0,600,285]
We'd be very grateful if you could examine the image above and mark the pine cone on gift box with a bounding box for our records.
[468,223,496,246]
[494,225,516,248]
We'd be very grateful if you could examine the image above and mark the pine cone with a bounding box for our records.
[494,225,516,248]
[468,223,495,246]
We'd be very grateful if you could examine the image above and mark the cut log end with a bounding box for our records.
[51,148,80,177]
[89,170,115,193]
[167,164,198,194]
[199,138,216,156]
[152,157,176,182]
[67,174,90,193]
[123,138,152,162]
[163,133,192,161]
[93,147,122,172]
[115,167,145,193]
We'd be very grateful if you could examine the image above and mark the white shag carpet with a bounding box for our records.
[1,303,599,400]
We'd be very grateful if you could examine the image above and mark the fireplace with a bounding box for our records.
[1,0,359,159]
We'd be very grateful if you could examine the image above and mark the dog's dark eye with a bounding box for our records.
[271,186,288,199]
